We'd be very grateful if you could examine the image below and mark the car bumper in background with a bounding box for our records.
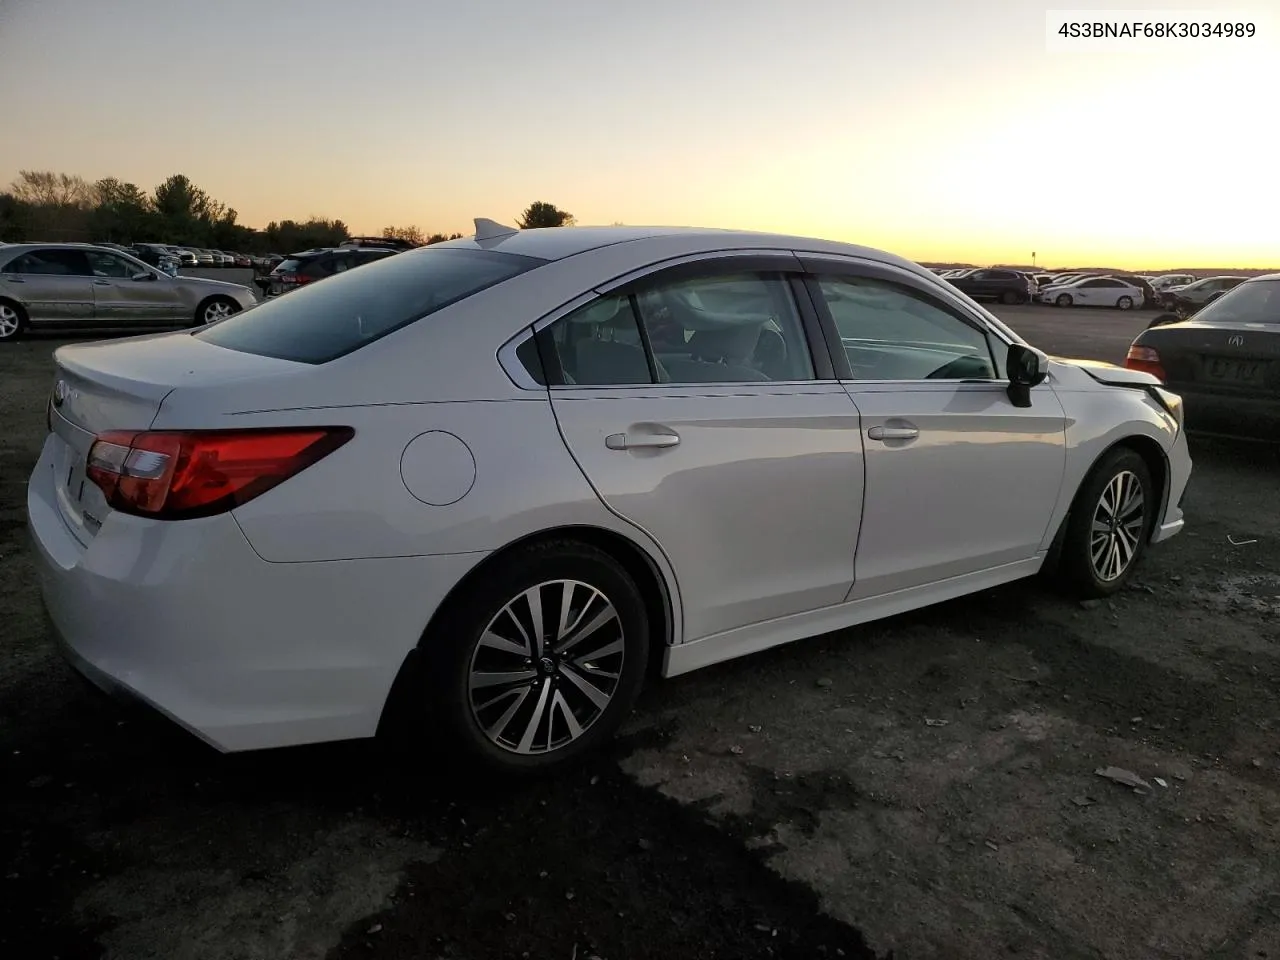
[26,435,485,752]
[1171,386,1280,443]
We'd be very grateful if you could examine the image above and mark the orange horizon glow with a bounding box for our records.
[2,0,1277,272]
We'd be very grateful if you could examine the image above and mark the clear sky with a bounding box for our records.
[1,0,1276,268]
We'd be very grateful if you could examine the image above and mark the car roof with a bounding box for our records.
[431,223,926,271]
[0,242,143,254]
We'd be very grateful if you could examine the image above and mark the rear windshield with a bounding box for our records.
[273,258,304,273]
[1187,279,1280,326]
[195,247,546,363]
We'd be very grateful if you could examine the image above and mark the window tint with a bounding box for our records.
[1187,279,1280,326]
[1,248,93,277]
[545,294,653,386]
[195,247,545,363]
[87,250,145,278]
[816,276,996,381]
[540,271,815,386]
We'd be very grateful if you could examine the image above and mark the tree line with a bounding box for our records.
[0,170,576,254]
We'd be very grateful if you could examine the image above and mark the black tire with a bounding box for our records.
[425,539,650,777]
[1116,296,1134,311]
[1055,294,1074,307]
[0,299,27,342]
[193,296,240,327]
[1000,289,1020,305]
[1058,446,1156,599]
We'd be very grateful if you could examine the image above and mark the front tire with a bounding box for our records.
[0,299,27,341]
[1059,447,1155,598]
[194,296,240,326]
[1055,294,1074,307]
[428,540,650,776]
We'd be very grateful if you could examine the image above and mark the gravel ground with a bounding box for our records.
[2,308,1278,960]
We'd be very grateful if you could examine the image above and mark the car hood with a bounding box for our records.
[1049,356,1160,386]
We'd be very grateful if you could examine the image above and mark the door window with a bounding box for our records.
[86,250,145,278]
[2,249,93,277]
[539,271,816,386]
[816,275,997,381]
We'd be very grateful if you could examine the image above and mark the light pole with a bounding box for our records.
[1032,250,1037,269]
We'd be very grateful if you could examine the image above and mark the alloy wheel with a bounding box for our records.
[0,304,21,339]
[468,579,626,755]
[1090,470,1145,582]
[202,300,235,324]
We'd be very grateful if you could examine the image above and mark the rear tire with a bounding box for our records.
[1058,447,1155,599]
[425,539,650,777]
[0,299,27,341]
[1001,290,1020,305]
[1116,296,1134,311]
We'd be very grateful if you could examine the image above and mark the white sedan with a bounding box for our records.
[28,221,1191,773]
[1039,275,1146,309]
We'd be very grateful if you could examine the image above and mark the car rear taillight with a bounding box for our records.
[85,427,353,521]
[1124,345,1166,381]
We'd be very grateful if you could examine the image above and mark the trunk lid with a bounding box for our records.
[1145,323,1280,396]
[46,331,305,544]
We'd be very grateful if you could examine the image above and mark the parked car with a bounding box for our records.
[1159,276,1249,315]
[0,243,256,340]
[1149,274,1196,293]
[266,244,403,296]
[944,267,1036,305]
[130,244,182,273]
[1039,276,1146,310]
[1108,275,1157,309]
[26,221,1191,773]
[187,248,215,267]
[232,253,252,268]
[1126,274,1279,440]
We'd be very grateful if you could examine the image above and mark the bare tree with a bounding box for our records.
[381,224,426,246]
[8,170,95,207]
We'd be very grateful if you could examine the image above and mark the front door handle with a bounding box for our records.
[867,425,919,441]
[93,279,112,286]
[605,431,681,450]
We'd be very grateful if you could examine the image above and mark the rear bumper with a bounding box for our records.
[27,435,485,752]
[1171,386,1280,442]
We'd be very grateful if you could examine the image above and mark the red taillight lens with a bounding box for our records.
[85,427,353,520]
[1124,345,1166,381]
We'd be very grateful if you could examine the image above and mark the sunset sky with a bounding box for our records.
[1,0,1276,268]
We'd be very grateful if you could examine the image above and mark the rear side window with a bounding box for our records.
[1187,280,1280,326]
[195,247,546,363]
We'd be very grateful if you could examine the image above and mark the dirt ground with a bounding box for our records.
[2,314,1278,960]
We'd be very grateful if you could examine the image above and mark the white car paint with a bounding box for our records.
[1040,276,1145,308]
[27,224,1191,761]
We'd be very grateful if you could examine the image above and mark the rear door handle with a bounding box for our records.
[93,279,112,286]
[605,431,681,450]
[867,425,919,441]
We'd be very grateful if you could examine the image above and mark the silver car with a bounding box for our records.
[0,243,256,341]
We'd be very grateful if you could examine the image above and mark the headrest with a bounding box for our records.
[688,325,761,362]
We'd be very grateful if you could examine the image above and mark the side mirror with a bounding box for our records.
[131,271,156,282]
[1148,313,1179,329]
[1006,342,1048,408]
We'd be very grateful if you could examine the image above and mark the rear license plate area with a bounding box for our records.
[1204,356,1266,386]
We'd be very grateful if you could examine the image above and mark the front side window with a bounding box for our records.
[1,249,93,277]
[539,271,816,386]
[816,275,997,381]
[196,247,545,363]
